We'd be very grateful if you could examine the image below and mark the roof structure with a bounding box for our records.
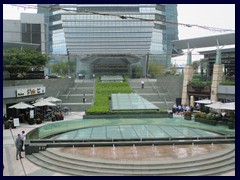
[171,33,235,50]
[111,93,159,111]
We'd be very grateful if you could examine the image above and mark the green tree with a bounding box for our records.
[148,61,165,78]
[3,48,47,76]
[192,61,200,73]
[51,62,75,75]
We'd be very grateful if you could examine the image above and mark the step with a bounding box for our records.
[28,148,235,176]
[39,148,235,171]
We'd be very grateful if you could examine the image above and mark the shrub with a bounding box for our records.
[184,111,192,117]
[206,113,216,120]
[194,112,202,118]
[86,80,133,114]
[200,112,207,119]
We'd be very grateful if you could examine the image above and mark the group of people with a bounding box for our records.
[172,104,194,114]
[15,131,25,160]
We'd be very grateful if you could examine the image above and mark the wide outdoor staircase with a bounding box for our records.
[27,145,235,176]
[129,78,175,111]
[60,79,95,112]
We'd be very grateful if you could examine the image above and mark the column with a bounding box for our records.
[211,48,223,101]
[181,65,193,106]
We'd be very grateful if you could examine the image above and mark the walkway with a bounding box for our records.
[3,113,235,176]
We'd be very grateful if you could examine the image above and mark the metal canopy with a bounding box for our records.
[111,93,159,111]
[171,33,235,50]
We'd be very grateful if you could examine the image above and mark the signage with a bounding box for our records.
[30,110,34,119]
[16,87,46,97]
[13,118,20,127]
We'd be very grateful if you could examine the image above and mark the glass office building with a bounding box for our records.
[38,4,179,77]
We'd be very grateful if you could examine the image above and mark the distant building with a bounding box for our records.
[37,4,179,77]
[3,13,47,54]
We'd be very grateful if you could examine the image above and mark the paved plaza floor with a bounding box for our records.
[3,113,235,176]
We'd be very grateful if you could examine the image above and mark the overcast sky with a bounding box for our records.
[3,4,235,64]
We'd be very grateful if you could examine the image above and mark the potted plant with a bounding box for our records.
[228,111,235,129]
[194,112,207,122]
[205,113,217,126]
[4,120,10,129]
[184,111,192,120]
[35,117,42,124]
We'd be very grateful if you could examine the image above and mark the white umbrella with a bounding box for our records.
[8,102,34,109]
[194,99,215,104]
[33,100,56,107]
[44,96,61,103]
[35,97,44,103]
[205,102,235,110]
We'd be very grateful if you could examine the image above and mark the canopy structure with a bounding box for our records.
[205,102,235,110]
[194,99,216,104]
[111,93,159,111]
[8,102,34,109]
[35,98,45,103]
[171,33,235,49]
[33,100,56,107]
[44,96,62,103]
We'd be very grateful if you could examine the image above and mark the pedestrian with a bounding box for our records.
[20,131,25,151]
[15,134,23,160]
[141,80,144,89]
[83,94,86,103]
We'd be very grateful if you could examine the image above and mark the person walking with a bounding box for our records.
[15,134,23,160]
[20,131,25,151]
[141,80,144,89]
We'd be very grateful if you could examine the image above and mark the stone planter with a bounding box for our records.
[228,122,235,129]
[28,118,35,125]
[83,113,170,119]
[195,117,217,126]
[184,116,192,120]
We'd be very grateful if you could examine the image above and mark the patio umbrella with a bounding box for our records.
[205,102,235,110]
[44,96,61,103]
[35,97,44,103]
[8,102,34,109]
[33,100,57,107]
[194,99,216,104]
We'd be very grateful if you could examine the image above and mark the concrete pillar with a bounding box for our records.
[211,64,223,101]
[181,65,194,106]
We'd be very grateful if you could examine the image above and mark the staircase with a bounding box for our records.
[129,78,174,110]
[27,145,235,176]
[60,79,95,111]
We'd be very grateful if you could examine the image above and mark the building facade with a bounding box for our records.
[3,13,47,54]
[37,4,179,77]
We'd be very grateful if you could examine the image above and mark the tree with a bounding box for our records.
[148,61,165,78]
[3,48,47,76]
[132,65,142,78]
[192,61,200,73]
[51,62,75,75]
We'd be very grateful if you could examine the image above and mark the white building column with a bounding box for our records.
[211,48,223,101]
[181,51,193,106]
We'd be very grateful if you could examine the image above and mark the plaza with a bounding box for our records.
[3,4,235,176]
[3,111,235,176]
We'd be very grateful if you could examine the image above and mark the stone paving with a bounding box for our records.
[3,113,235,176]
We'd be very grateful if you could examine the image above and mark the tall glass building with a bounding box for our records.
[38,4,179,77]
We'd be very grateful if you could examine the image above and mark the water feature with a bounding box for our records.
[112,144,117,159]
[131,144,138,158]
[91,144,96,156]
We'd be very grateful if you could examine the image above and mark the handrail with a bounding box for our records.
[56,91,60,98]
[65,90,71,99]
[163,97,168,110]
[74,83,78,91]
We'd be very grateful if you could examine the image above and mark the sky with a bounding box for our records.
[3,4,235,65]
